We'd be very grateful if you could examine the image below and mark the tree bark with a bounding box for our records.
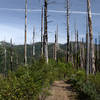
[87,0,95,74]
[41,6,44,56]
[24,0,27,65]
[86,32,89,76]
[44,0,48,63]
[33,26,35,56]
[66,0,70,62]
[10,39,13,71]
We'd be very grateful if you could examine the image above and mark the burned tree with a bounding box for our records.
[3,41,7,75]
[76,30,79,69]
[41,5,44,56]
[95,38,97,72]
[54,24,58,61]
[66,0,70,62]
[86,32,89,76]
[87,0,95,74]
[82,38,85,68]
[54,31,57,61]
[33,26,35,56]
[74,23,77,67]
[80,38,85,69]
[10,39,13,71]
[24,0,27,65]
[43,0,48,63]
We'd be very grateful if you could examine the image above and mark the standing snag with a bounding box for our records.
[24,0,27,65]
[33,26,35,56]
[10,38,13,71]
[41,5,44,56]
[87,0,95,74]
[43,0,48,63]
[66,0,70,62]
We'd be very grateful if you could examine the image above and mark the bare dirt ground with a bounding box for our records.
[45,80,77,100]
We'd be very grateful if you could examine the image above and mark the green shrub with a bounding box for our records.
[0,59,73,100]
[79,80,96,100]
[69,70,97,100]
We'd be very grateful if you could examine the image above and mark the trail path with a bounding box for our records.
[45,80,77,100]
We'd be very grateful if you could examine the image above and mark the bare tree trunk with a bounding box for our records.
[75,24,77,54]
[86,32,89,76]
[54,24,59,61]
[41,6,44,56]
[73,24,77,67]
[3,41,7,75]
[76,30,79,69]
[85,11,90,76]
[70,33,73,64]
[95,38,97,72]
[87,0,95,74]
[24,0,27,65]
[56,24,59,49]
[98,34,100,72]
[79,42,82,68]
[82,38,85,68]
[54,31,57,61]
[98,33,100,60]
[66,0,70,62]
[10,39,13,71]
[80,38,84,69]
[99,34,100,61]
[33,26,35,56]
[44,0,48,63]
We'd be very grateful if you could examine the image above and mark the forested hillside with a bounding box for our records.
[0,41,100,73]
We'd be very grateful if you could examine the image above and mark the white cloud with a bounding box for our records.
[0,8,100,16]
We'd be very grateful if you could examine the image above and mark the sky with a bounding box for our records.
[0,0,100,45]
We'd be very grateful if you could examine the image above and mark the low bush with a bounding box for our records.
[68,70,99,100]
[0,59,72,100]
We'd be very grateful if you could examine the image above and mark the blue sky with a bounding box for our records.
[0,0,100,44]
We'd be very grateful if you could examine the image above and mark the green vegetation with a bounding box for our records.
[0,58,99,100]
[0,59,69,100]
[67,67,100,100]
[0,42,100,100]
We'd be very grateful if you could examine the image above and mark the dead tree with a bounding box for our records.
[70,32,74,64]
[98,34,100,72]
[95,38,97,72]
[74,23,77,54]
[85,9,90,76]
[3,41,7,75]
[54,31,57,61]
[99,34,100,60]
[86,32,89,76]
[82,38,85,68]
[87,0,95,74]
[33,26,35,56]
[97,33,100,60]
[54,25,58,61]
[24,0,27,65]
[76,30,79,69]
[10,39,13,71]
[56,24,59,49]
[80,38,84,69]
[79,41,82,68]
[73,23,77,67]
[43,0,48,63]
[41,5,44,56]
[66,0,70,62]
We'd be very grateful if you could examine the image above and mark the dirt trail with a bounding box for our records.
[45,81,77,100]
